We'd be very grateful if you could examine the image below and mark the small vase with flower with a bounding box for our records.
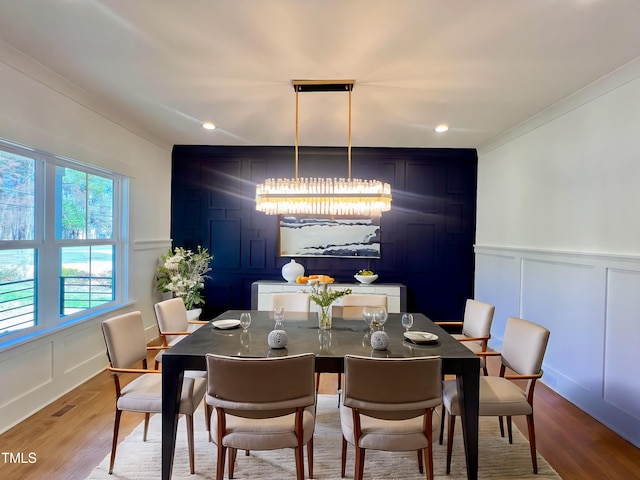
[305,283,352,330]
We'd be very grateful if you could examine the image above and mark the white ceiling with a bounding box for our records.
[1,0,639,151]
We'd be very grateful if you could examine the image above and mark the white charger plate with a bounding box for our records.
[403,331,439,344]
[212,319,241,330]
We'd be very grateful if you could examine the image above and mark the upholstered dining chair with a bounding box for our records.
[270,292,311,312]
[435,299,495,375]
[341,294,388,319]
[441,316,550,474]
[153,297,208,368]
[101,311,207,474]
[340,355,442,480]
[205,353,317,480]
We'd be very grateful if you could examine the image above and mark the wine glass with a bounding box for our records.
[372,306,387,330]
[362,306,375,330]
[239,312,252,331]
[401,313,414,332]
[273,306,285,329]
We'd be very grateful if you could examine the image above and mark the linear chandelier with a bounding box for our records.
[255,80,392,217]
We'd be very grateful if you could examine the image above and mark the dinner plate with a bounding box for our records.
[403,331,438,344]
[212,319,241,330]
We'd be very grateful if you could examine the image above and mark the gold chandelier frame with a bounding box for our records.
[255,80,392,217]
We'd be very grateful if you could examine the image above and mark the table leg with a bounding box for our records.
[457,358,480,480]
[162,359,183,480]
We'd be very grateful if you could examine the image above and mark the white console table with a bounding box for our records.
[251,280,407,313]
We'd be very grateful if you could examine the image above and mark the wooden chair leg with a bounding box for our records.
[439,404,446,445]
[307,437,314,479]
[498,415,505,437]
[108,409,122,474]
[341,436,348,477]
[354,445,366,480]
[417,449,424,474]
[507,415,513,443]
[186,414,195,474]
[228,448,237,479]
[425,410,434,480]
[294,446,304,480]
[446,414,456,474]
[337,373,342,407]
[143,412,151,441]
[216,444,226,480]
[526,414,539,474]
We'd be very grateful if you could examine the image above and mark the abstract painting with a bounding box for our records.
[279,216,380,258]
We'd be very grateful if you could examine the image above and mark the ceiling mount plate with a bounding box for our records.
[292,79,354,92]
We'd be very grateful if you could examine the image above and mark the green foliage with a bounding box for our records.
[305,284,352,307]
[156,246,213,310]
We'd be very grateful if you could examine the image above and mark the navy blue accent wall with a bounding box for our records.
[171,145,477,321]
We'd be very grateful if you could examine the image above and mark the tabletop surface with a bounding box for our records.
[164,310,478,363]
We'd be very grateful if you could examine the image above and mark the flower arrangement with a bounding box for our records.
[305,284,352,330]
[156,246,213,310]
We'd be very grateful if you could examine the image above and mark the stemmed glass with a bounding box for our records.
[273,306,285,329]
[362,306,375,330]
[401,313,414,332]
[372,306,387,330]
[239,312,252,331]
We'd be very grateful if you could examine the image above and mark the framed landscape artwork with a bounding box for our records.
[279,216,380,258]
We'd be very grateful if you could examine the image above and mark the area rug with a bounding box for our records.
[86,395,561,479]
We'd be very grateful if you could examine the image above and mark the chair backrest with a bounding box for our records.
[154,297,189,343]
[205,353,316,418]
[102,311,148,369]
[342,355,442,420]
[270,293,311,312]
[501,316,550,376]
[342,294,388,320]
[461,299,495,339]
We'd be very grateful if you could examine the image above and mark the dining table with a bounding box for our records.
[161,310,480,480]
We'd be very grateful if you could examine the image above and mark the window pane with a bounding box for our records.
[60,245,114,316]
[57,166,87,239]
[0,151,35,240]
[87,174,113,239]
[0,249,36,335]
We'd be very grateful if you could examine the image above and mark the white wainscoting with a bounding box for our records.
[474,245,640,448]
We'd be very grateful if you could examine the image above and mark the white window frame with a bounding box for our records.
[0,139,129,348]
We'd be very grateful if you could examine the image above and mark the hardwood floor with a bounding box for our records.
[0,356,638,479]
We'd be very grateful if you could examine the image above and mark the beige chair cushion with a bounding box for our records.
[443,376,532,417]
[117,374,206,415]
[340,404,441,451]
[211,405,315,450]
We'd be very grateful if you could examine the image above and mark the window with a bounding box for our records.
[0,140,127,341]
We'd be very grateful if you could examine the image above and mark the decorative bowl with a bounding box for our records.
[354,274,378,284]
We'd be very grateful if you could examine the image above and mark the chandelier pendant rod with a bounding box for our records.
[348,87,352,180]
[295,86,299,180]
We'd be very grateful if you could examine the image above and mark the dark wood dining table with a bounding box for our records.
[161,310,480,480]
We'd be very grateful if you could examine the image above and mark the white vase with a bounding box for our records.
[281,259,304,283]
[186,308,202,321]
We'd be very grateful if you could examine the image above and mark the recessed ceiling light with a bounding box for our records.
[434,124,449,133]
[202,122,216,130]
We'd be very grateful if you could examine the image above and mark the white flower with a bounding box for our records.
[156,246,213,310]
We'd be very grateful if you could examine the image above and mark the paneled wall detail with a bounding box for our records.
[474,245,640,448]
[172,146,477,320]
